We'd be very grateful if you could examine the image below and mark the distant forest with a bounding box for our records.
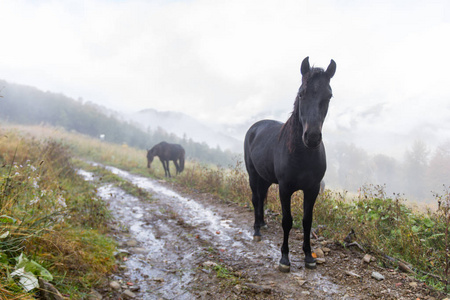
[324,139,450,203]
[0,79,236,166]
[1,79,449,202]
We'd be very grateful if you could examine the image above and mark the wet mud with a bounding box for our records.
[78,166,446,299]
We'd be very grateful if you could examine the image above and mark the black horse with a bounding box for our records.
[244,57,336,272]
[147,142,185,178]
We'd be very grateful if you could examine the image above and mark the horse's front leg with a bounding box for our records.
[160,159,169,177]
[166,161,172,178]
[279,188,293,273]
[303,186,320,269]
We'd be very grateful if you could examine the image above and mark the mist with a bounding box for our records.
[1,0,450,203]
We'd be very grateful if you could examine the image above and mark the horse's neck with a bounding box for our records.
[281,115,303,153]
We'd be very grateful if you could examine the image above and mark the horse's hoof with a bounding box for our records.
[305,261,317,269]
[253,235,262,242]
[278,263,291,273]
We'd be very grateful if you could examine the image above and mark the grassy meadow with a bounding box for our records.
[1,123,449,297]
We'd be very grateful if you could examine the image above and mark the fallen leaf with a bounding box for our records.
[312,253,317,258]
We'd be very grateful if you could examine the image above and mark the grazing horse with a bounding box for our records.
[147,142,185,178]
[244,57,336,272]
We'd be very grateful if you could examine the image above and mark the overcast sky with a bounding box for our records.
[1,0,450,155]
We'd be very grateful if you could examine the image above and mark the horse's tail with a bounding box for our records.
[179,150,185,173]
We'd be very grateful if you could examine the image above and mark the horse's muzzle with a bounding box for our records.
[303,130,322,149]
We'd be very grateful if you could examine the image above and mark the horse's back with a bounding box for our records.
[167,143,184,159]
[244,120,283,183]
[245,120,282,145]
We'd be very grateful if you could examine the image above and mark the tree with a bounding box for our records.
[427,141,450,194]
[403,140,429,199]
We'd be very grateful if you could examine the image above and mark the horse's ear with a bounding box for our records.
[301,56,310,76]
[326,59,336,78]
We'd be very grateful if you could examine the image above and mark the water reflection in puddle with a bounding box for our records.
[78,165,344,299]
[79,171,193,299]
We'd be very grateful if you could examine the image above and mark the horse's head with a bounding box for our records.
[146,149,155,168]
[298,56,336,149]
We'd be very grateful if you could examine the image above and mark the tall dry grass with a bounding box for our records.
[0,125,116,298]
[4,123,449,292]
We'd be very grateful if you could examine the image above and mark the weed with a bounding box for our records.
[0,128,116,298]
[5,124,450,293]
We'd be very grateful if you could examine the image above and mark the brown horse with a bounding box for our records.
[147,142,185,177]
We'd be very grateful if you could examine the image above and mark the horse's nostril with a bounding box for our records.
[309,131,321,142]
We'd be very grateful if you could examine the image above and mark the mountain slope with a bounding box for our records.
[129,109,242,153]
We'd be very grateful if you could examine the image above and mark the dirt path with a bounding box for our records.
[79,166,446,300]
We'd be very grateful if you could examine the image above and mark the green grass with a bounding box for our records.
[0,126,116,298]
[2,123,450,294]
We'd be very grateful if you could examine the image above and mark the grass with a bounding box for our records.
[2,123,450,294]
[0,126,116,298]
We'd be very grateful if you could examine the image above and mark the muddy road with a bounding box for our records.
[79,165,445,300]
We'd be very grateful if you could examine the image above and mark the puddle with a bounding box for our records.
[101,165,280,260]
[78,165,345,299]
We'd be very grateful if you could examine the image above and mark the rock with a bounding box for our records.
[130,247,148,254]
[371,271,385,281]
[297,279,307,286]
[322,247,331,253]
[114,249,130,257]
[87,289,103,300]
[129,285,140,292]
[314,248,325,258]
[301,291,311,295]
[202,261,218,268]
[245,283,272,293]
[316,257,326,264]
[121,289,136,299]
[109,281,121,290]
[409,282,418,288]
[363,254,372,263]
[126,239,138,247]
[345,270,361,278]
[233,284,242,294]
[398,261,413,273]
[38,278,65,300]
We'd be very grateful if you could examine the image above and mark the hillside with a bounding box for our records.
[0,79,236,166]
[128,108,242,153]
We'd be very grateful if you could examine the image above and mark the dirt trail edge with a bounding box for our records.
[78,166,445,300]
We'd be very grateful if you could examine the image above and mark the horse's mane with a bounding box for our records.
[280,67,325,152]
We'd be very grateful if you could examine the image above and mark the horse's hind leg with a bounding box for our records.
[173,160,180,175]
[249,174,270,242]
[302,186,320,269]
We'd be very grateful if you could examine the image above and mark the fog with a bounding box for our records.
[1,0,450,202]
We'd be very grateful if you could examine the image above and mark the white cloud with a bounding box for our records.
[1,0,450,154]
